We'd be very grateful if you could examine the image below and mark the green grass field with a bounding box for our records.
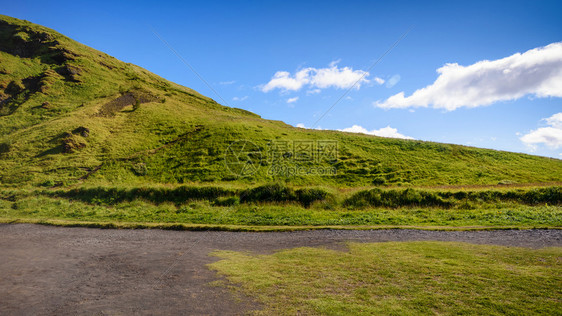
[209,241,562,315]
[1,184,560,230]
[0,15,561,230]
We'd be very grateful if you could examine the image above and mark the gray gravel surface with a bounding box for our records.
[1,224,561,315]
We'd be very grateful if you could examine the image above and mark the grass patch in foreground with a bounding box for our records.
[209,242,562,315]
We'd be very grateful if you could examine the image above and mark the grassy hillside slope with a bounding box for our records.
[1,14,561,190]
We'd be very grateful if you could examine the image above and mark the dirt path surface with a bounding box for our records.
[1,224,561,315]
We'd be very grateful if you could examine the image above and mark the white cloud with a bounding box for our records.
[339,125,414,139]
[520,112,562,150]
[287,97,299,104]
[262,70,310,92]
[545,112,562,128]
[385,74,400,88]
[262,61,380,92]
[306,89,322,95]
[374,77,385,85]
[220,80,236,85]
[232,96,248,101]
[375,42,562,110]
[312,65,369,89]
[294,123,413,140]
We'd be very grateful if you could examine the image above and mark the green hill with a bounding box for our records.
[1,15,560,189]
[0,15,560,230]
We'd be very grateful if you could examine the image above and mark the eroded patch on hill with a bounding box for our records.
[96,90,160,117]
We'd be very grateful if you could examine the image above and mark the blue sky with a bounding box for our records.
[4,0,562,158]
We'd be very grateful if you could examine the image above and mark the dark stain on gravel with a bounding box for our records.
[0,224,561,315]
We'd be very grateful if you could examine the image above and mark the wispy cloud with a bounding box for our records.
[232,96,248,101]
[375,42,562,110]
[262,61,384,93]
[287,97,299,104]
[219,80,236,85]
[520,112,562,150]
[385,74,400,88]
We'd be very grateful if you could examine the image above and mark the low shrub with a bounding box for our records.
[240,183,295,204]
[48,185,235,205]
[344,186,561,209]
[344,188,452,208]
[520,187,561,204]
[41,185,562,209]
[214,196,240,207]
[295,188,329,208]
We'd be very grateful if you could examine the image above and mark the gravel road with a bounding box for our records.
[1,224,561,315]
